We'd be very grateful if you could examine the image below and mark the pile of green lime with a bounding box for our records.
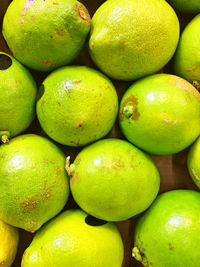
[1,0,200,266]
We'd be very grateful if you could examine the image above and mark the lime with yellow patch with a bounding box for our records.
[36,66,118,146]
[174,15,200,83]
[89,0,179,81]
[0,134,69,232]
[3,0,91,71]
[119,74,200,155]
[0,220,19,267]
[21,209,124,267]
[0,52,36,143]
[68,138,160,221]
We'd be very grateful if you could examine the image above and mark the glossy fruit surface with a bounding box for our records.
[119,74,200,155]
[69,138,160,221]
[133,190,200,267]
[37,66,118,146]
[0,134,69,232]
[22,209,124,267]
[3,0,90,71]
[0,52,36,142]
[89,0,179,81]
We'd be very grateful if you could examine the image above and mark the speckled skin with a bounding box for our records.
[0,134,69,232]
[89,0,179,81]
[133,190,200,267]
[21,209,124,267]
[69,139,160,221]
[174,15,200,83]
[3,0,91,71]
[0,52,36,140]
[0,220,19,267]
[168,0,200,13]
[119,74,200,155]
[37,66,118,146]
[187,137,200,188]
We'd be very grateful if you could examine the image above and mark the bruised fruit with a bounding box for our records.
[37,66,118,146]
[174,15,200,83]
[68,139,160,221]
[119,74,200,155]
[3,0,91,71]
[133,190,200,267]
[187,137,200,188]
[0,52,36,143]
[0,134,69,232]
[168,0,200,13]
[0,219,19,267]
[21,209,124,267]
[89,0,179,81]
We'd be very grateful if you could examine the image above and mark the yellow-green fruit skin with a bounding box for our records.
[89,0,179,81]
[3,0,90,71]
[0,220,19,267]
[187,137,200,188]
[36,66,118,146]
[70,139,160,221]
[119,74,200,155]
[168,0,200,13]
[133,190,200,267]
[0,134,69,232]
[21,209,124,267]
[0,52,36,139]
[174,15,200,82]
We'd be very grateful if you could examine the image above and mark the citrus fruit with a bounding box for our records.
[0,219,19,267]
[133,190,200,267]
[89,0,179,81]
[119,74,200,155]
[0,134,69,232]
[0,52,36,143]
[21,209,124,267]
[187,136,200,188]
[3,0,91,71]
[68,138,160,221]
[168,0,200,13]
[36,66,118,146]
[174,15,200,83]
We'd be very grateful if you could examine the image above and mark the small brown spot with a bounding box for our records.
[46,193,51,198]
[77,121,83,127]
[0,261,5,265]
[57,102,61,106]
[41,101,46,107]
[44,159,48,164]
[15,196,20,200]
[55,29,64,38]
[56,166,60,173]
[168,242,174,250]
[53,2,59,5]
[0,155,4,158]
[73,80,81,84]
[91,43,94,47]
[43,60,51,66]
[21,198,38,212]
[120,40,125,44]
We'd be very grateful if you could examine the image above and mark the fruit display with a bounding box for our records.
[0,0,200,266]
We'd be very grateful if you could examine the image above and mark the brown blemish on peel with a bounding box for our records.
[56,166,61,173]
[55,29,64,38]
[168,242,174,250]
[0,261,5,265]
[74,4,90,24]
[21,197,38,212]
[77,121,83,127]
[73,80,81,85]
[43,60,51,66]
[120,95,140,121]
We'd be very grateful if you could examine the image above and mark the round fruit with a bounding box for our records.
[68,138,160,221]
[174,15,200,83]
[21,209,124,267]
[0,52,36,143]
[0,219,19,267]
[168,0,200,13]
[187,137,200,188]
[37,66,118,146]
[119,74,200,155]
[89,0,179,81]
[3,0,90,71]
[0,134,69,232]
[133,190,200,267]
